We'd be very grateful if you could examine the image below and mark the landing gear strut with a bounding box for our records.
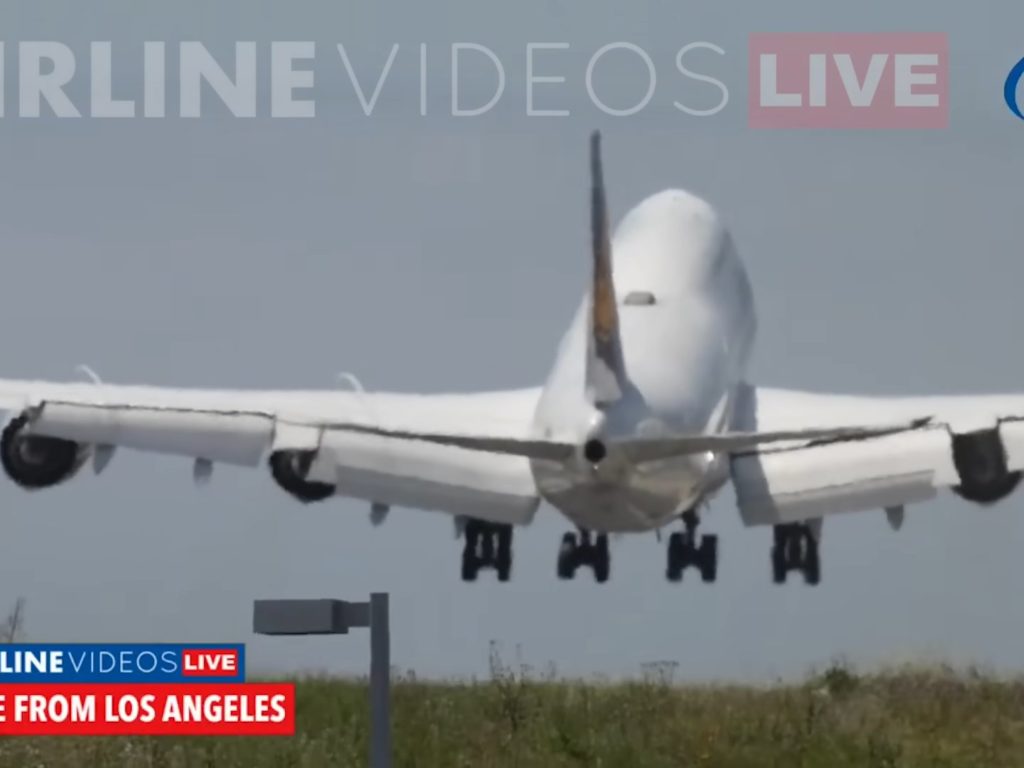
[461,520,513,582]
[666,510,718,583]
[771,524,820,585]
[557,530,610,583]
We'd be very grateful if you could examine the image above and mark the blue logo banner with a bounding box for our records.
[0,644,245,683]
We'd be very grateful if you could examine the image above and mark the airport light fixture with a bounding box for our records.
[253,593,391,768]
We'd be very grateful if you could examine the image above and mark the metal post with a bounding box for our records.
[369,592,391,768]
[252,594,392,768]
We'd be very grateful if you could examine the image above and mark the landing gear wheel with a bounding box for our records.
[557,532,577,580]
[771,541,787,584]
[803,539,821,586]
[593,534,610,583]
[771,524,821,586]
[666,532,685,582]
[665,512,718,584]
[496,526,513,582]
[461,523,481,582]
[461,549,478,582]
[556,530,610,582]
[698,535,718,583]
[460,521,513,582]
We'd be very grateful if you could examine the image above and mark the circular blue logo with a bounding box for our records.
[1006,56,1024,120]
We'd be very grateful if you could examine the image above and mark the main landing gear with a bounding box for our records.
[771,523,820,585]
[666,510,718,583]
[557,530,611,583]
[461,520,513,582]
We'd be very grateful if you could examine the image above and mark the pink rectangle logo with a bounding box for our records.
[749,33,948,129]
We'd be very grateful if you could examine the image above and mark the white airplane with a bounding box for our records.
[2,131,1022,586]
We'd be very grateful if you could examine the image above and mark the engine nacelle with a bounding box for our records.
[1,414,90,490]
[951,428,1022,504]
[268,450,335,503]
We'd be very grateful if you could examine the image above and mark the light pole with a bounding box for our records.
[253,593,391,768]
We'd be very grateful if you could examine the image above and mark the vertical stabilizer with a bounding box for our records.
[586,131,627,408]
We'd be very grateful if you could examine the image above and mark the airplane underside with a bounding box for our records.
[457,455,822,586]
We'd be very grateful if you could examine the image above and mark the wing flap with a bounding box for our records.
[29,402,273,466]
[319,424,576,462]
[729,384,1024,525]
[731,427,952,526]
[272,421,324,453]
[619,421,927,464]
[319,430,540,525]
[324,420,924,464]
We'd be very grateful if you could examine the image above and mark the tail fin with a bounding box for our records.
[586,131,627,408]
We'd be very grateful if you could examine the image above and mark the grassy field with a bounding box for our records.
[3,660,1024,767]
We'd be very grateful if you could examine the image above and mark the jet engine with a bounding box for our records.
[951,428,1022,504]
[268,450,335,503]
[1,414,91,489]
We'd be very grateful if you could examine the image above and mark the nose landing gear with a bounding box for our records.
[557,530,611,583]
[665,510,718,583]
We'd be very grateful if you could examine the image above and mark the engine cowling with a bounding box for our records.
[1,414,90,490]
[951,428,1022,504]
[269,450,335,503]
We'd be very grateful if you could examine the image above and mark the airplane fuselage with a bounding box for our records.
[531,189,757,532]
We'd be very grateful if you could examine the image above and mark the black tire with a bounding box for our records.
[785,534,801,566]
[699,535,718,583]
[771,545,787,584]
[557,533,576,580]
[666,532,684,582]
[461,550,478,582]
[497,556,512,582]
[497,525,512,552]
[593,534,610,583]
[803,537,821,586]
[496,527,513,582]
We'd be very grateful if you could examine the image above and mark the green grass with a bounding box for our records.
[3,660,1024,767]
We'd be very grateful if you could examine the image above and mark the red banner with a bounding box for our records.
[0,683,295,735]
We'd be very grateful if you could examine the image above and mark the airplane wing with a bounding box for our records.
[332,381,1024,529]
[727,383,1024,526]
[0,378,543,525]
